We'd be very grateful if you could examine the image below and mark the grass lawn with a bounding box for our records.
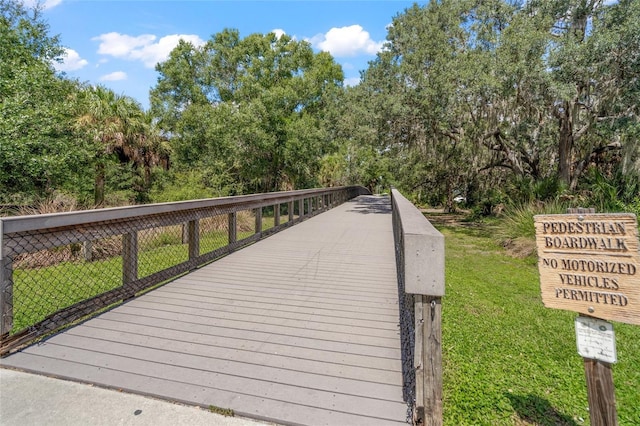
[11,218,276,333]
[440,222,640,426]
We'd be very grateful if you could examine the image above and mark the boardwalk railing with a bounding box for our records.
[0,186,369,355]
[391,188,445,426]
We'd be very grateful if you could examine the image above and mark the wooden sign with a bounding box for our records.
[534,213,640,326]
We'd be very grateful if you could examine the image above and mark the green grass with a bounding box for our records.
[11,226,267,333]
[441,223,640,426]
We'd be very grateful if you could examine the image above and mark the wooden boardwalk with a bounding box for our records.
[0,196,407,425]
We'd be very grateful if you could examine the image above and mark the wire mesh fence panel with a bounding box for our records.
[199,214,230,255]
[9,231,126,334]
[262,211,275,232]
[237,209,257,240]
[138,224,188,279]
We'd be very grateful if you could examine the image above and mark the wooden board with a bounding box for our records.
[534,213,640,325]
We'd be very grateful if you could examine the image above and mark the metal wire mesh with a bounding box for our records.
[199,214,230,255]
[392,199,417,421]
[11,222,129,333]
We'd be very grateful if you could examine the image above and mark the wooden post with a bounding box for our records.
[187,219,199,260]
[288,201,294,223]
[0,256,13,337]
[584,358,618,426]
[255,207,262,234]
[415,295,443,426]
[122,232,138,285]
[82,240,93,261]
[274,204,280,227]
[228,212,237,244]
[298,199,304,220]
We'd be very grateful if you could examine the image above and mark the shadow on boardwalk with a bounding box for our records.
[347,195,392,215]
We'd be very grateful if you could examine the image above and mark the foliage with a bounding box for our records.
[351,0,640,210]
[3,0,640,213]
[0,0,91,203]
[74,85,170,206]
[149,169,226,202]
[151,29,344,194]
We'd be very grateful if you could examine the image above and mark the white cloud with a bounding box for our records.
[22,0,62,10]
[271,29,286,39]
[308,25,383,57]
[344,77,361,87]
[100,71,127,81]
[92,32,206,68]
[54,48,88,72]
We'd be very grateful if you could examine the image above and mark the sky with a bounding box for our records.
[31,0,422,110]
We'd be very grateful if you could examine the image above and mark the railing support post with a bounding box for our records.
[228,212,237,244]
[415,295,443,426]
[188,220,199,260]
[288,201,294,224]
[82,241,93,261]
[298,199,304,220]
[0,256,14,337]
[274,204,280,227]
[122,232,138,286]
[255,207,263,234]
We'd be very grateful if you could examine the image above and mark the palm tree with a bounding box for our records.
[75,86,168,206]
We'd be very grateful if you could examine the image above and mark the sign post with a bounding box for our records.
[534,211,640,426]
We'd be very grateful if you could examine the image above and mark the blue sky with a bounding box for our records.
[32,0,421,110]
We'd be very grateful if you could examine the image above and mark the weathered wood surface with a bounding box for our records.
[0,196,407,425]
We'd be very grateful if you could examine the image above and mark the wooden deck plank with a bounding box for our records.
[1,195,407,425]
[145,290,400,323]
[86,316,401,365]
[64,325,402,384]
[129,294,400,330]
[170,274,399,296]
[111,304,399,348]
[120,299,400,338]
[27,333,403,399]
[154,283,399,312]
[154,282,399,307]
[98,311,401,359]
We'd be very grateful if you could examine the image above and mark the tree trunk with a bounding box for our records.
[94,162,105,207]
[558,102,573,188]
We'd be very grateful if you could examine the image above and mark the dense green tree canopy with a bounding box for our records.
[352,0,640,210]
[2,0,638,215]
[0,0,88,203]
[151,29,344,193]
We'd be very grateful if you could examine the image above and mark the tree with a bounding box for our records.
[349,0,640,208]
[0,0,89,203]
[75,85,169,205]
[151,29,344,193]
[540,0,640,189]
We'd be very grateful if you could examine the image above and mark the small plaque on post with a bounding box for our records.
[575,316,616,364]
